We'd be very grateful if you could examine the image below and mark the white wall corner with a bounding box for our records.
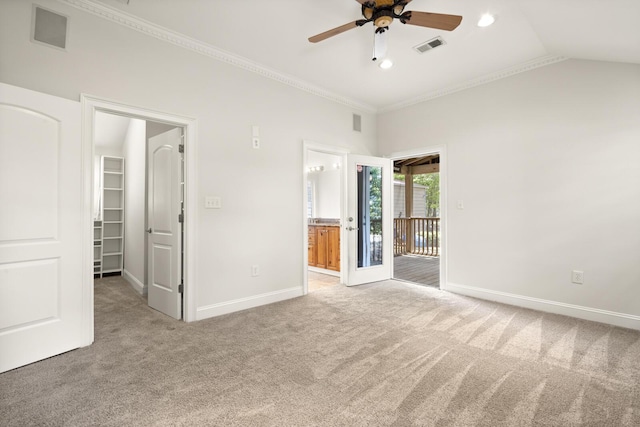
[443,282,640,331]
[196,287,304,321]
[123,269,146,296]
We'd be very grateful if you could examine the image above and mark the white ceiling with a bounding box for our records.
[91,0,640,111]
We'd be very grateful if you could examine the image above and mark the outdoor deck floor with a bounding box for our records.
[393,254,440,288]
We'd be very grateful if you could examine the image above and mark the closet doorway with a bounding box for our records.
[89,104,193,321]
[93,112,182,318]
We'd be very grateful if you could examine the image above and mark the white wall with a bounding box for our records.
[379,59,640,325]
[307,151,341,219]
[122,119,146,294]
[0,0,376,319]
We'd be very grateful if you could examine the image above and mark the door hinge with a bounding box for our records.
[178,283,184,293]
[178,213,184,223]
[178,144,184,154]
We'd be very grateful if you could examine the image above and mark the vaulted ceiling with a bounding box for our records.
[90,0,640,112]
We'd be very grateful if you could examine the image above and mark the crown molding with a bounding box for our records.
[379,55,569,113]
[58,0,377,113]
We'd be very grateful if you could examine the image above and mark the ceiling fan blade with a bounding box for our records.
[355,0,413,4]
[405,11,462,31]
[356,0,411,5]
[308,21,360,43]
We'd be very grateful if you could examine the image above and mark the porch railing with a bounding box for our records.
[370,219,383,264]
[394,217,440,256]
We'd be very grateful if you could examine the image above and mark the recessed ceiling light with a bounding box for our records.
[477,14,495,27]
[379,59,393,69]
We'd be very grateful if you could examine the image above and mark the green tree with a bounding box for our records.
[369,166,382,235]
[415,173,439,218]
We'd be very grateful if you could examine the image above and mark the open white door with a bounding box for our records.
[147,128,182,319]
[0,83,84,373]
[346,154,392,286]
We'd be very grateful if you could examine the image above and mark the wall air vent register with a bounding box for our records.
[31,5,68,50]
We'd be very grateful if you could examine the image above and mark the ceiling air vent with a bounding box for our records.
[414,36,446,54]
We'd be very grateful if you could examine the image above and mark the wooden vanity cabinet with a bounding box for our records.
[326,226,340,271]
[308,225,340,272]
[316,227,328,268]
[308,226,316,266]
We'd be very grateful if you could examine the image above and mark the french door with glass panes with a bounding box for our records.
[345,154,392,286]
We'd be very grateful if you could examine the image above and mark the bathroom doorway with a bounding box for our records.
[303,143,347,293]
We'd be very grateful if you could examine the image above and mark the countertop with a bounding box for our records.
[308,218,340,227]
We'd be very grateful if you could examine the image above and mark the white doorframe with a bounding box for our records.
[388,145,447,289]
[302,140,349,294]
[81,95,199,329]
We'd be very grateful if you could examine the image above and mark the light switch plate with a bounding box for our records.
[205,196,222,209]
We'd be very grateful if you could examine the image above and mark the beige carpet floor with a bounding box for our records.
[1,276,639,426]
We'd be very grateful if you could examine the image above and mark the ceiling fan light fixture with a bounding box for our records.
[375,17,393,27]
[372,29,388,61]
[393,4,405,15]
[363,7,374,20]
[477,13,495,27]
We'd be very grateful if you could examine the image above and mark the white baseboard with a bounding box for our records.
[308,266,340,277]
[444,282,640,330]
[196,286,304,321]
[123,269,146,296]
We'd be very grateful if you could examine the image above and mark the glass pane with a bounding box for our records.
[357,164,383,268]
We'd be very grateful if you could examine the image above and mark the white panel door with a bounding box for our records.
[0,83,83,373]
[147,128,182,319]
[346,154,392,286]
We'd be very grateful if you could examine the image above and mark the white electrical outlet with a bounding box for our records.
[252,137,260,149]
[571,270,584,284]
[251,265,259,277]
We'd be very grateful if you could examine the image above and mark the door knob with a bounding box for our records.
[347,226,356,231]
[147,228,152,234]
